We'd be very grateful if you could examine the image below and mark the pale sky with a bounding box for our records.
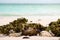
[0,0,60,3]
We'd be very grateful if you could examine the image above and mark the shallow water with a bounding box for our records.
[0,4,60,16]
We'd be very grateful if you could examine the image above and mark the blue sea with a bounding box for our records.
[0,4,60,16]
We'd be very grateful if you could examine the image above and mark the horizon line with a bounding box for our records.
[0,3,60,5]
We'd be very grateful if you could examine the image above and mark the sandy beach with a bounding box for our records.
[0,16,60,40]
[0,0,60,40]
[0,16,60,26]
[0,36,60,40]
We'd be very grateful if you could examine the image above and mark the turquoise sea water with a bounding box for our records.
[0,4,60,16]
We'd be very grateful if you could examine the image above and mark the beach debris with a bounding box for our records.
[9,30,15,33]
[22,27,37,36]
[23,36,30,39]
[0,34,4,37]
[40,31,53,37]
[49,30,55,36]
[9,32,22,37]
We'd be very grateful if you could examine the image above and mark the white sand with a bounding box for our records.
[0,36,60,40]
[0,16,60,26]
